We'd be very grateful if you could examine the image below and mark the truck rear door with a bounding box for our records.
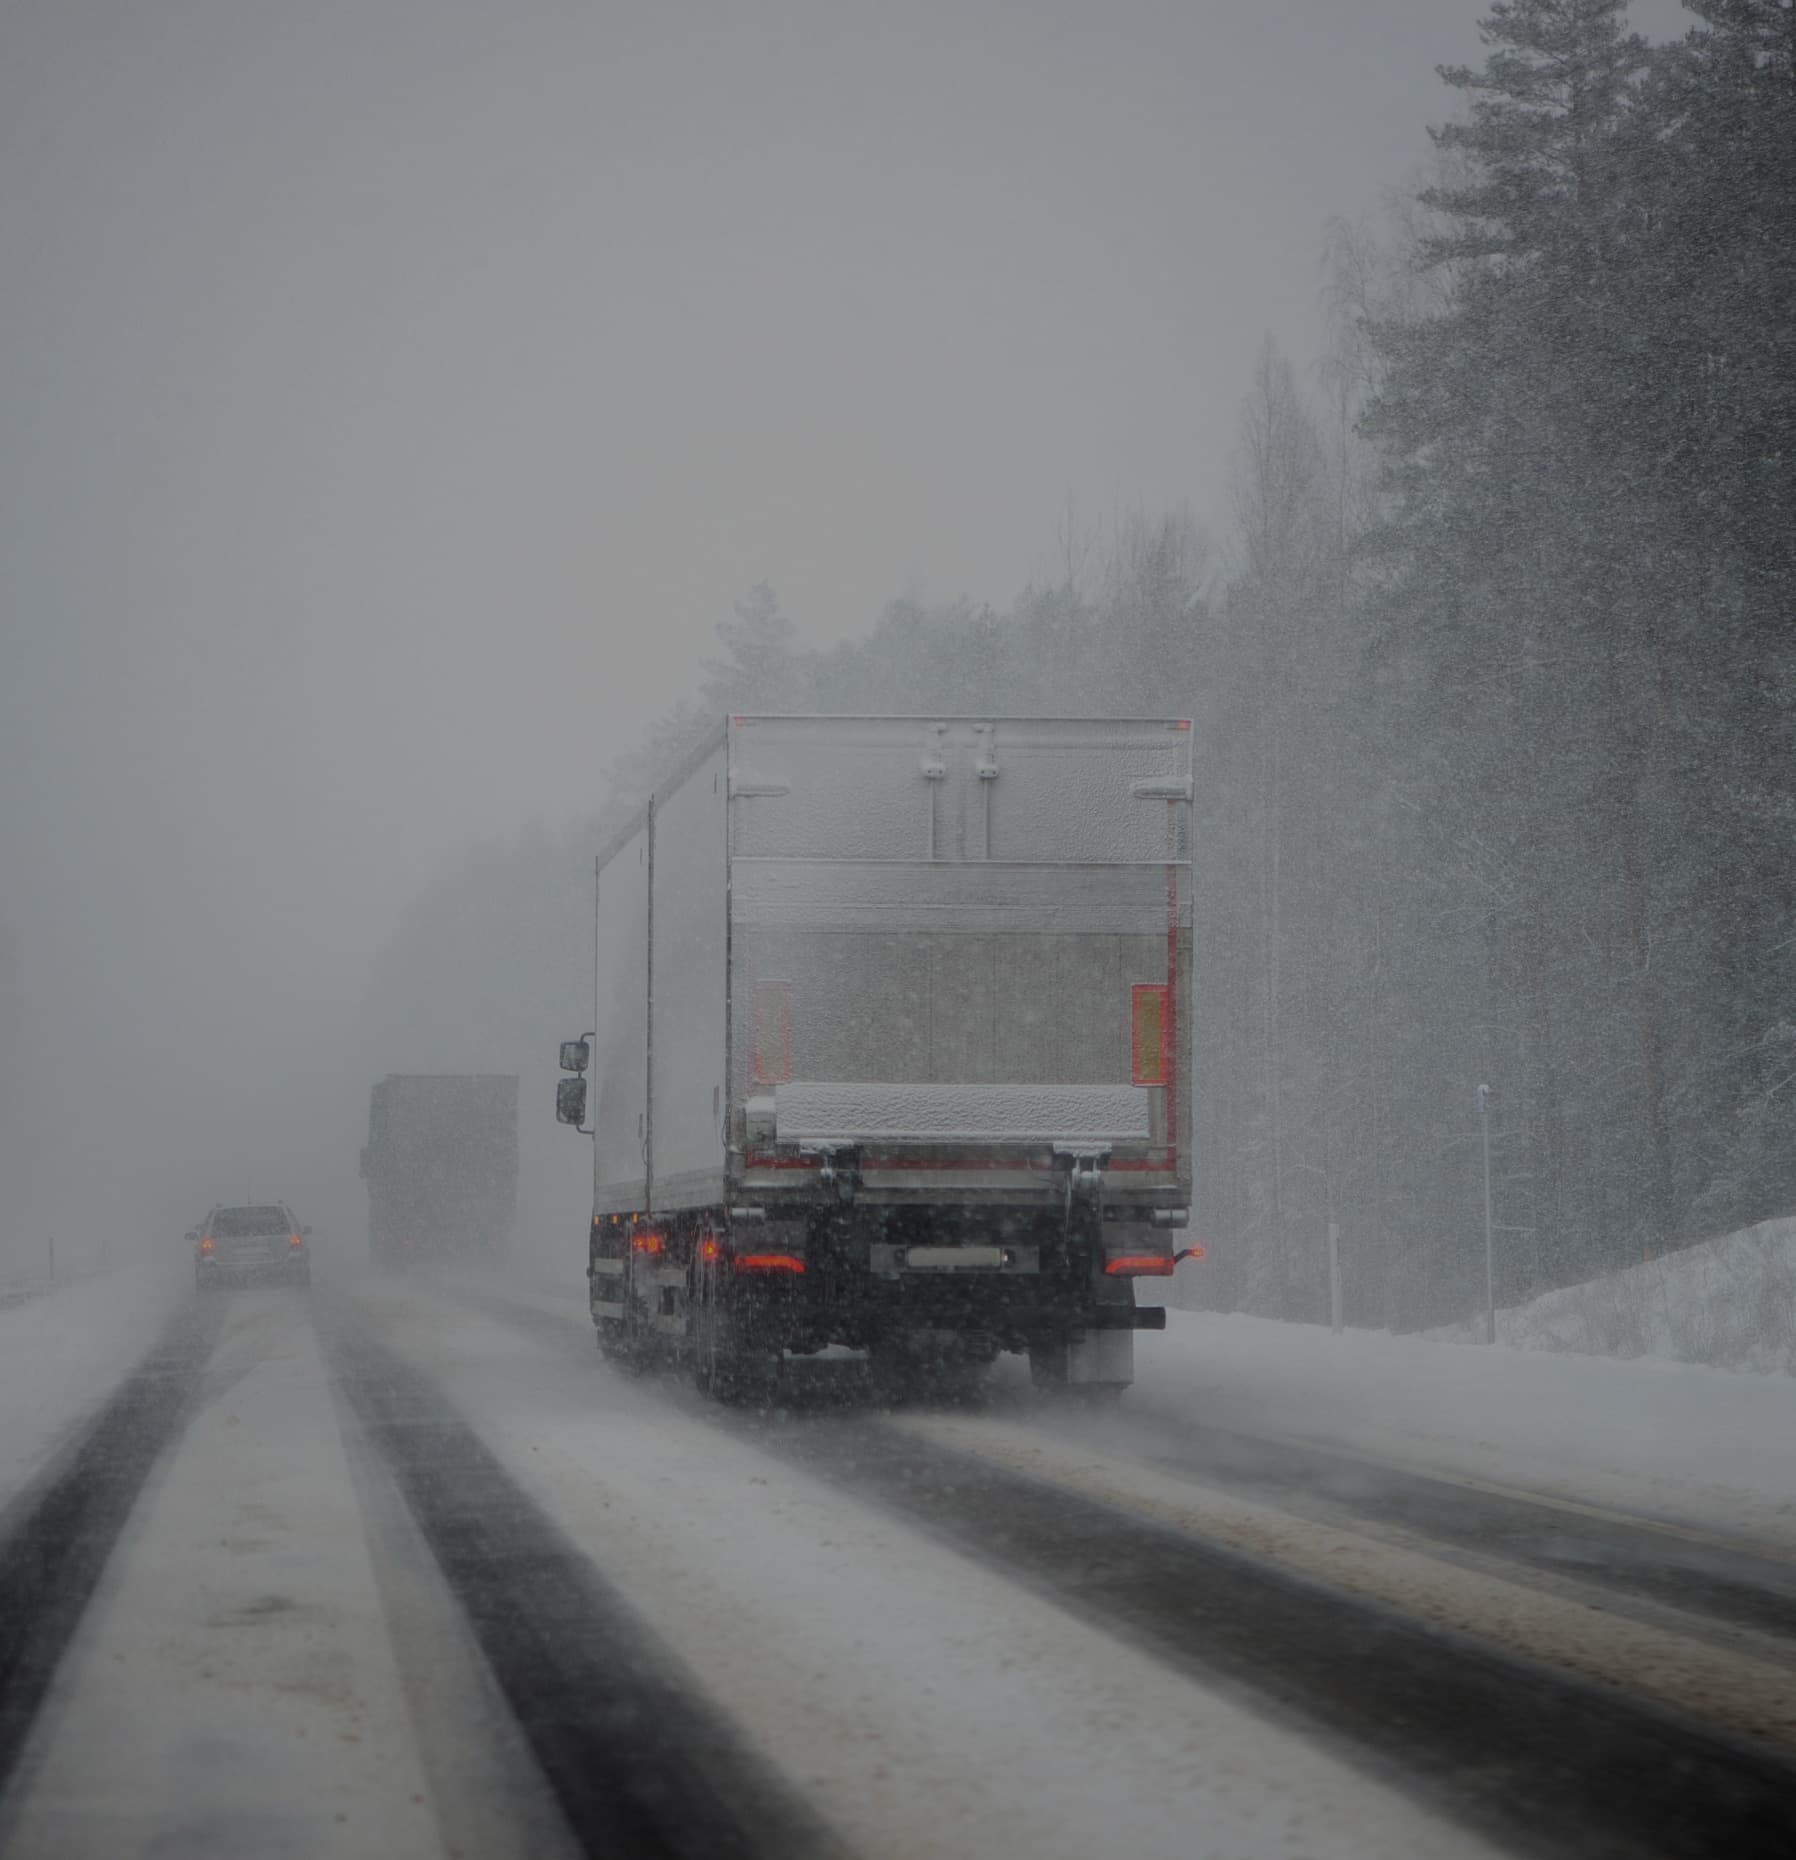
[727,717,1192,1204]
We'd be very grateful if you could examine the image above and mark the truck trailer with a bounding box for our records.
[362,1073,519,1266]
[557,716,1194,1396]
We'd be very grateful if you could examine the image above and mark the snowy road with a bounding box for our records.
[1,1275,1794,1859]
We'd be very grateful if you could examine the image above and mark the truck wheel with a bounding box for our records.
[691,1298,718,1393]
[692,1281,728,1394]
[1028,1336,1070,1391]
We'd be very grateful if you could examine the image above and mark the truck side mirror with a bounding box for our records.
[185,1230,199,1244]
[556,1077,588,1128]
[559,1038,591,1074]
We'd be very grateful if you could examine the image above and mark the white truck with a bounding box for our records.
[556,716,1195,1397]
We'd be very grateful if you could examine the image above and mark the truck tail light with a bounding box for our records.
[289,1233,304,1250]
[632,1230,664,1256]
[1104,1254,1175,1277]
[734,1252,804,1274]
[698,1235,722,1263]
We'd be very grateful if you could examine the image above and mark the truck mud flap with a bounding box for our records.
[1088,1305,1165,1331]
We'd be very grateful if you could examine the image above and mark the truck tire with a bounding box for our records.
[1028,1335,1070,1391]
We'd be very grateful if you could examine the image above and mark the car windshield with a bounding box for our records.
[209,1207,289,1237]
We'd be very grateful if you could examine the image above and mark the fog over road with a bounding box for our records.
[1,1270,1793,1860]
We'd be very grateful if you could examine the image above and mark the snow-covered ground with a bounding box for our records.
[1425,1212,1796,1375]
[0,1259,188,1512]
[1134,1300,1796,1549]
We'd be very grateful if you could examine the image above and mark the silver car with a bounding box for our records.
[191,1203,311,1289]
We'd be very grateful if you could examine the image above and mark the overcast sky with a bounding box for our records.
[0,0,1692,1253]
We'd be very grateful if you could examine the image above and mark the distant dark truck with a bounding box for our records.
[361,1074,518,1266]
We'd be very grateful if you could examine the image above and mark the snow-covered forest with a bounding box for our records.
[364,0,1795,1330]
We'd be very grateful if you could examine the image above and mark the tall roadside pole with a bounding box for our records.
[1324,1126,1343,1335]
[1478,1084,1495,1344]
[1327,1215,1342,1334]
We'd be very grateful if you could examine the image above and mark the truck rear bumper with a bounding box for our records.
[721,1272,1165,1352]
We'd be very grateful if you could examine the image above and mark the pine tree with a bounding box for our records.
[701,581,804,713]
[1361,1,1686,1272]
[1631,0,1796,1231]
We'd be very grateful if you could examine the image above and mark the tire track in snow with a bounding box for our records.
[413,1274,1796,1855]
[744,1410,1796,1860]
[0,1296,220,1799]
[1054,1405,1796,1645]
[322,1315,844,1860]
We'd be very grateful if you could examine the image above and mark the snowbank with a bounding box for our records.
[1425,1214,1796,1375]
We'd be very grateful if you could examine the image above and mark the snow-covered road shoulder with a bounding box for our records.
[0,1263,189,1513]
[1137,1305,1796,1547]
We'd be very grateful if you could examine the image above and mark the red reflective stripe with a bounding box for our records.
[1104,1254,1175,1277]
[1165,863,1179,1175]
[733,1252,805,1274]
